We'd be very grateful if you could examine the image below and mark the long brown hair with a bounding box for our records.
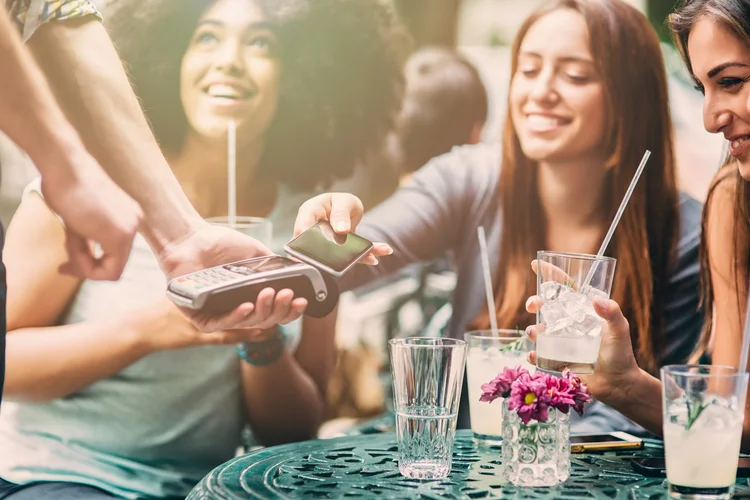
[669,0,750,358]
[471,0,680,374]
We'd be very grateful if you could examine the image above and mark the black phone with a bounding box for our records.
[284,221,375,278]
[631,457,750,478]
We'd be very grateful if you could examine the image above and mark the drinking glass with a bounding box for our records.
[464,329,534,445]
[535,251,616,374]
[206,216,273,247]
[389,337,467,479]
[661,365,748,500]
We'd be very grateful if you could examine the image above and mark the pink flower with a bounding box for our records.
[561,369,591,416]
[546,375,576,414]
[507,372,551,424]
[480,366,529,403]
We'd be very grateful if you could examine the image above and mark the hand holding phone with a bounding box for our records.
[293,193,393,265]
[284,221,375,277]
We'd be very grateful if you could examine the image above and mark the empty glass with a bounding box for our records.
[389,337,467,479]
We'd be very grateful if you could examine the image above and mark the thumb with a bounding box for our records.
[593,298,630,339]
[329,194,363,234]
[59,229,96,278]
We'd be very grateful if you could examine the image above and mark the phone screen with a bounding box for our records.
[569,434,628,444]
[286,222,373,274]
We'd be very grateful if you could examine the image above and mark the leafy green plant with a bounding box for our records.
[685,394,708,431]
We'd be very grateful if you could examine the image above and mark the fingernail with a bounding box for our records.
[525,325,533,336]
[593,297,608,310]
[334,221,348,232]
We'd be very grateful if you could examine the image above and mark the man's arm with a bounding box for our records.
[0,6,142,280]
[26,16,202,256]
[0,5,78,170]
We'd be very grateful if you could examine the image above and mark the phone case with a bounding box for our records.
[200,274,339,319]
[570,440,643,453]
[631,458,666,477]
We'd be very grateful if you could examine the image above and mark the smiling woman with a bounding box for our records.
[110,0,407,194]
[669,0,750,389]
[289,0,705,437]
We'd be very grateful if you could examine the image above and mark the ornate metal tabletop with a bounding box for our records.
[187,430,750,499]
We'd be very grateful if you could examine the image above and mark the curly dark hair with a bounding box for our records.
[105,0,409,190]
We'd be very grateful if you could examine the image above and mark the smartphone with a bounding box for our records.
[632,457,750,478]
[284,221,375,278]
[569,432,644,453]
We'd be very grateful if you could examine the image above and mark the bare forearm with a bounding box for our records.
[0,8,85,173]
[26,18,202,255]
[241,353,326,446]
[5,318,152,402]
[601,369,664,436]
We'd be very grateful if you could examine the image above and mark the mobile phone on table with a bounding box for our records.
[631,457,750,478]
[569,432,644,453]
[284,221,375,278]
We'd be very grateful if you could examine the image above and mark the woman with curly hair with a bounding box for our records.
[0,1,405,499]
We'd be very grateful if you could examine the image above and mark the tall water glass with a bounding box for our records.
[389,337,467,479]
[206,216,273,247]
[661,365,748,500]
[464,330,534,445]
[535,251,616,374]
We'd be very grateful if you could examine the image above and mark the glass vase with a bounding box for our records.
[501,400,571,486]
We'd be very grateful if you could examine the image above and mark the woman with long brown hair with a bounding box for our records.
[294,0,704,433]
[519,0,750,451]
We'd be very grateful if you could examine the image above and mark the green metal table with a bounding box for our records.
[187,430,750,499]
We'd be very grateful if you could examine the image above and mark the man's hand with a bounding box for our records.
[40,150,142,281]
[157,221,308,333]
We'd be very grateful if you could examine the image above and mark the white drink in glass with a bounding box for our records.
[661,365,748,500]
[663,401,743,499]
[465,330,533,445]
[535,251,616,375]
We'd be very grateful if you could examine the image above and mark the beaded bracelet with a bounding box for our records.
[236,328,287,367]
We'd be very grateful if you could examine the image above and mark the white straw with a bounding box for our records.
[583,150,651,287]
[477,226,499,337]
[739,285,750,373]
[227,121,237,227]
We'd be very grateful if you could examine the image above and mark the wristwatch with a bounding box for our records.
[236,328,287,367]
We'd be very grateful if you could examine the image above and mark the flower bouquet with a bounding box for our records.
[481,367,591,486]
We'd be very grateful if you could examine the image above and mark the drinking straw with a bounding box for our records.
[228,121,237,227]
[477,226,499,337]
[583,150,651,287]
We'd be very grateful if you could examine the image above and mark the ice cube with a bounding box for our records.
[541,301,567,326]
[540,281,567,301]
[690,404,730,432]
[572,313,602,337]
[580,285,608,303]
[551,315,579,335]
